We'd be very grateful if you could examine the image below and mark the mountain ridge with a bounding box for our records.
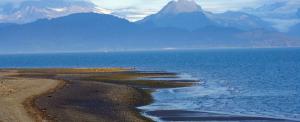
[0,12,298,53]
[210,11,275,31]
[0,0,110,24]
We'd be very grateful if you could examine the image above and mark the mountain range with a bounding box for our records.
[0,0,110,24]
[0,0,299,53]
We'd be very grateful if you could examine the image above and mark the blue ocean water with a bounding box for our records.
[0,48,300,121]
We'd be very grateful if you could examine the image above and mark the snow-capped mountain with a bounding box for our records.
[0,0,111,24]
[138,0,215,30]
[158,0,203,15]
[139,0,273,31]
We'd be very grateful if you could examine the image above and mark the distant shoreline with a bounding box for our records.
[0,46,300,55]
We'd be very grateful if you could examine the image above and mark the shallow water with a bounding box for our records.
[1,48,300,121]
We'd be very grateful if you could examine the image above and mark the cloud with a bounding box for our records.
[91,0,263,12]
[112,7,157,21]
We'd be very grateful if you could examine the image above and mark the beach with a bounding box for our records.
[0,68,194,122]
[0,68,298,122]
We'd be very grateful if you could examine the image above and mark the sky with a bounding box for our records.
[0,0,294,12]
[91,0,261,11]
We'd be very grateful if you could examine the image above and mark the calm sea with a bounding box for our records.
[1,48,299,121]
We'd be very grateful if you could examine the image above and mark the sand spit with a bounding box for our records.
[0,68,194,122]
[0,70,63,122]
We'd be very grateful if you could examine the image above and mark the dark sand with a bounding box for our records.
[14,68,194,122]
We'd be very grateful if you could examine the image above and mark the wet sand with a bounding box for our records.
[146,110,297,122]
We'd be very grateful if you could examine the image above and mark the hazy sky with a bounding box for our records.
[88,0,299,21]
[91,0,261,11]
[0,0,294,11]
[0,0,263,10]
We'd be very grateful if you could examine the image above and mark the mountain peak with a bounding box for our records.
[138,0,214,30]
[159,0,202,15]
